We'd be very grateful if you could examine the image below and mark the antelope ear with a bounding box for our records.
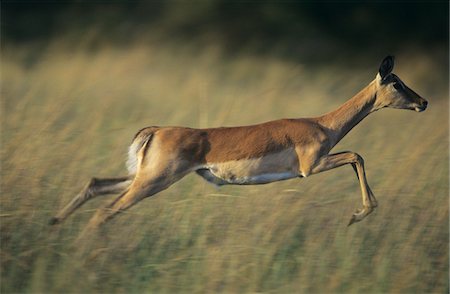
[378,55,395,80]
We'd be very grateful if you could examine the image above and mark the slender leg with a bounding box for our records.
[84,171,190,230]
[311,151,377,226]
[49,176,133,225]
[351,164,378,208]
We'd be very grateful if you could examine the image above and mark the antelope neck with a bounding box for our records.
[316,80,378,148]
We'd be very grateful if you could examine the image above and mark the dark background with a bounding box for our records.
[1,2,449,293]
[2,1,448,63]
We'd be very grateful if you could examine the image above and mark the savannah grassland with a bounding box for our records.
[1,34,449,293]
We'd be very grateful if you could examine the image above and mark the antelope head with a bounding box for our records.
[375,56,428,112]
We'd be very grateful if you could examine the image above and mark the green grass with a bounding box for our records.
[1,41,448,293]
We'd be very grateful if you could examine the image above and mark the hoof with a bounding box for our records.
[347,212,362,226]
[347,207,374,226]
[347,215,357,227]
[48,217,60,226]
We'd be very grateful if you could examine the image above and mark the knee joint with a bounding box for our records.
[89,177,98,186]
[352,153,364,165]
[86,178,100,196]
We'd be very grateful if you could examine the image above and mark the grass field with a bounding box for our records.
[1,40,448,293]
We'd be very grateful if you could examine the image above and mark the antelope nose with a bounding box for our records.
[422,100,428,108]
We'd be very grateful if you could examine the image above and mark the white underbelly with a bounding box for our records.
[198,148,300,185]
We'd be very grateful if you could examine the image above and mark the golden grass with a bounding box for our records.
[1,41,448,293]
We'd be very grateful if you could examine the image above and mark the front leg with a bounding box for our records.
[310,151,377,226]
[351,163,378,208]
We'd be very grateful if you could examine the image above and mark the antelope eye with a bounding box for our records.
[393,82,402,90]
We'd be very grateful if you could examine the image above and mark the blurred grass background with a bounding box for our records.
[1,1,449,293]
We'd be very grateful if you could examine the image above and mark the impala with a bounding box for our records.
[49,56,428,229]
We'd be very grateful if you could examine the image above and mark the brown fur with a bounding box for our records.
[135,118,328,165]
[50,56,428,229]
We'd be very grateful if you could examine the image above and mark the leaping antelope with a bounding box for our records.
[49,56,428,229]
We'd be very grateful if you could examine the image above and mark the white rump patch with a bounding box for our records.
[126,140,140,174]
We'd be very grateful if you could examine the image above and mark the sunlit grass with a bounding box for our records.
[1,40,448,293]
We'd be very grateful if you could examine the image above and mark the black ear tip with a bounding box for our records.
[384,55,395,63]
[379,55,395,79]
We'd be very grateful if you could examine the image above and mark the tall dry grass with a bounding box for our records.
[1,40,448,293]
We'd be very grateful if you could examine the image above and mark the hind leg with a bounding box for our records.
[85,170,190,230]
[49,176,133,225]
